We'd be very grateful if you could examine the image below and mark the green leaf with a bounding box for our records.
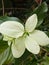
[4,51,14,65]
[0,16,22,24]
[33,2,48,14]
[0,47,9,65]
[32,2,48,27]
[0,40,8,54]
[0,34,3,40]
[0,43,13,65]
[45,31,49,37]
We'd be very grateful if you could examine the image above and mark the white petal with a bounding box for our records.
[0,21,24,38]
[25,14,38,32]
[3,35,13,41]
[8,41,11,46]
[3,35,13,46]
[30,30,49,46]
[11,37,25,58]
[25,36,40,54]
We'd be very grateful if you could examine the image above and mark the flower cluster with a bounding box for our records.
[0,14,49,58]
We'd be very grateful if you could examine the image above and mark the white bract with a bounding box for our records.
[0,14,49,58]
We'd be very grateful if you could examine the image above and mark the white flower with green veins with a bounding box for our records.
[0,14,49,58]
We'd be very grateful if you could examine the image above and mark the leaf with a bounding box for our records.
[45,31,49,37]
[0,40,8,54]
[0,42,14,65]
[4,51,14,65]
[0,33,3,40]
[0,47,9,65]
[0,16,22,24]
[32,2,48,27]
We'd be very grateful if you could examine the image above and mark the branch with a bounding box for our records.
[2,0,4,16]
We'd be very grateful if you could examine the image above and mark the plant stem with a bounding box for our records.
[2,0,4,16]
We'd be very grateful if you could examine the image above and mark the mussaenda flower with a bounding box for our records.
[0,14,49,58]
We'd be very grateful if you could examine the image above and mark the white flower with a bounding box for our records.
[0,14,49,58]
